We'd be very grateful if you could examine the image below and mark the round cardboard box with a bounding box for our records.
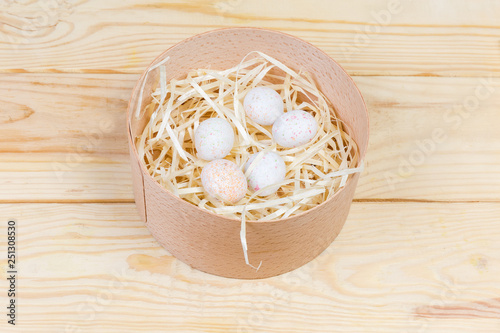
[127,28,369,279]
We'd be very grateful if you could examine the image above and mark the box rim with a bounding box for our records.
[126,27,369,224]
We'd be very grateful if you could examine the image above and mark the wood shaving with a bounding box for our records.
[135,52,361,222]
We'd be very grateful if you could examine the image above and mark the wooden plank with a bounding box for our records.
[0,73,136,202]
[1,202,500,332]
[356,75,500,201]
[0,73,134,154]
[1,73,499,202]
[0,153,134,202]
[0,0,499,75]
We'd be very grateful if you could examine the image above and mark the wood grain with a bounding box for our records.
[0,73,136,202]
[1,202,500,332]
[1,73,499,202]
[0,0,499,75]
[356,75,500,201]
[0,153,133,202]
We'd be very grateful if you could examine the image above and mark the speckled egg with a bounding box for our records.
[195,118,234,161]
[272,110,318,148]
[243,86,284,126]
[201,159,247,203]
[244,152,286,196]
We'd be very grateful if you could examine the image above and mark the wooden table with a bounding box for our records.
[1,1,500,332]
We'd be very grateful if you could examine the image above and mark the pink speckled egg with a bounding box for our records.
[244,152,286,196]
[272,110,318,148]
[201,159,247,203]
[195,118,234,161]
[243,87,284,126]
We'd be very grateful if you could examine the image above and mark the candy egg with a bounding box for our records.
[243,86,284,126]
[201,159,247,203]
[272,110,318,148]
[244,152,286,196]
[195,118,234,161]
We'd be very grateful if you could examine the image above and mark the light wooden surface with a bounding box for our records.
[1,0,499,332]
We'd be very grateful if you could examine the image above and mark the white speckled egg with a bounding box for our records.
[272,110,318,148]
[244,152,286,196]
[201,159,247,203]
[243,86,284,126]
[195,118,234,161]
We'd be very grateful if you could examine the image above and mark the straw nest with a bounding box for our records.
[135,52,362,222]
